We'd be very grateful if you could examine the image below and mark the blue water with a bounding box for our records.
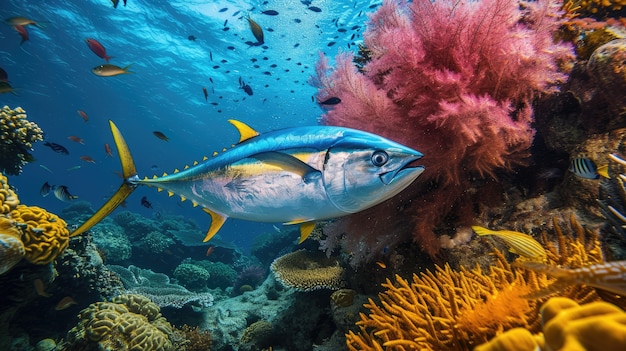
[1,0,370,250]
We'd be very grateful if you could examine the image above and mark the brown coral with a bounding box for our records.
[346,215,615,351]
[64,294,174,351]
[0,172,19,214]
[270,249,344,291]
[0,105,43,175]
[9,205,70,265]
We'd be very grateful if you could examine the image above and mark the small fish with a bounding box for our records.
[319,97,341,105]
[239,77,253,96]
[569,157,608,179]
[44,142,69,155]
[77,110,89,122]
[0,67,8,82]
[0,82,16,95]
[141,196,152,209]
[308,6,322,12]
[111,0,119,8]
[188,35,196,41]
[153,131,169,141]
[261,10,279,15]
[67,165,82,171]
[13,25,28,45]
[5,16,42,28]
[246,16,264,44]
[514,260,626,298]
[205,246,214,257]
[92,64,133,77]
[33,278,51,297]
[67,136,85,144]
[39,164,53,173]
[55,296,77,310]
[54,185,78,202]
[375,261,386,269]
[104,143,112,158]
[472,226,546,262]
[40,181,51,197]
[80,155,96,164]
[85,38,113,62]
[203,87,208,101]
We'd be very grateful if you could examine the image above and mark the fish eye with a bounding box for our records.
[371,150,388,167]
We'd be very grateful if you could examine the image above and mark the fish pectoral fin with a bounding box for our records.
[597,164,610,179]
[251,151,321,182]
[228,119,260,143]
[471,226,496,236]
[202,208,227,242]
[283,219,316,244]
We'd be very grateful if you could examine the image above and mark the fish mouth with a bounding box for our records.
[380,156,425,185]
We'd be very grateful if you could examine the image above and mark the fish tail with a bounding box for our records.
[122,64,134,74]
[70,120,138,237]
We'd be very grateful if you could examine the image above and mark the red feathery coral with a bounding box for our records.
[313,0,573,262]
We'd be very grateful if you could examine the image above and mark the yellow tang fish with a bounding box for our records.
[472,226,546,262]
[515,260,626,298]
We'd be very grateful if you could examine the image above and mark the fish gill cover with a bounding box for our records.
[1,0,374,247]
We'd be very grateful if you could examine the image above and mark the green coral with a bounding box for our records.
[194,260,237,289]
[0,105,43,175]
[140,230,174,254]
[173,263,211,290]
[63,293,174,351]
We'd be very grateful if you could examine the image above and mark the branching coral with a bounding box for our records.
[346,215,616,351]
[270,249,344,291]
[63,293,174,351]
[0,105,43,175]
[313,0,574,260]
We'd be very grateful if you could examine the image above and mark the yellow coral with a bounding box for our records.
[476,297,626,351]
[346,215,616,351]
[270,249,344,291]
[66,294,174,351]
[0,172,19,214]
[9,205,69,265]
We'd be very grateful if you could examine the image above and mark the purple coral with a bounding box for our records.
[313,0,573,260]
[233,265,266,294]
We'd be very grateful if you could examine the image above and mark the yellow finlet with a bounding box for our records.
[298,222,316,244]
[193,161,198,166]
[173,168,179,173]
[203,156,209,160]
[212,152,218,157]
[162,172,168,176]
[180,195,186,202]
[202,208,227,242]
[184,165,189,170]
[167,191,174,197]
[222,147,227,152]
[228,119,260,143]
[152,175,158,179]
[192,201,199,207]
[157,188,163,192]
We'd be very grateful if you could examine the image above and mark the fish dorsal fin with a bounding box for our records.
[228,119,260,143]
[202,208,227,242]
[252,151,321,182]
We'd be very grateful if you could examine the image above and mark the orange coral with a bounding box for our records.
[9,204,70,265]
[346,215,614,351]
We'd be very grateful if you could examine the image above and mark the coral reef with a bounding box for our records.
[0,172,19,214]
[61,294,175,351]
[587,39,626,116]
[91,222,132,263]
[270,249,344,291]
[345,216,617,350]
[233,265,266,295]
[476,297,626,351]
[173,262,211,290]
[313,0,573,260]
[0,218,25,275]
[108,265,214,309]
[239,320,274,351]
[10,205,70,265]
[0,105,43,175]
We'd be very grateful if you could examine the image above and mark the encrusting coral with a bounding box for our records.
[476,297,626,351]
[0,172,71,273]
[346,215,620,351]
[270,249,344,291]
[0,105,43,175]
[62,293,175,351]
[313,0,574,260]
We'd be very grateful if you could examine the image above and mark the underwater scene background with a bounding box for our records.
[1,0,626,350]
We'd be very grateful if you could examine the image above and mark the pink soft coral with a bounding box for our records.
[313,0,572,263]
